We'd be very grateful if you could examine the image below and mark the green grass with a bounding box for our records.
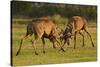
[12,23,97,66]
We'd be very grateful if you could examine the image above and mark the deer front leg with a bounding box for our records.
[41,37,46,54]
[55,38,65,52]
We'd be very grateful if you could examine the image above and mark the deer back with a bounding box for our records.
[32,19,59,38]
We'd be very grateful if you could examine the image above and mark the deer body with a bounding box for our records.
[16,17,63,56]
[61,16,94,49]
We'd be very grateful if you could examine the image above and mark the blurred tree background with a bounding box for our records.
[11,1,97,24]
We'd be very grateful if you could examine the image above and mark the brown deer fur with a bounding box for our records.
[16,17,64,56]
[61,16,94,49]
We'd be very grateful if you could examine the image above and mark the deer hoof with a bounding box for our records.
[16,51,20,56]
[16,53,18,56]
[43,51,45,54]
[53,46,56,49]
[35,52,38,55]
[92,43,94,47]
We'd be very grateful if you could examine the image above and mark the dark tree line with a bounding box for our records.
[11,1,97,20]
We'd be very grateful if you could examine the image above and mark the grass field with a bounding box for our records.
[12,22,97,66]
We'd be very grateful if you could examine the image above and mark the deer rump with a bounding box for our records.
[71,16,87,35]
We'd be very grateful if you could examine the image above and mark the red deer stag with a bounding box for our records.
[60,16,94,50]
[16,17,64,56]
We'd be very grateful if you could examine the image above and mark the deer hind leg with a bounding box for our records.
[16,33,29,56]
[31,31,44,55]
[31,35,39,55]
[79,32,85,47]
[84,29,94,47]
[41,37,46,54]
